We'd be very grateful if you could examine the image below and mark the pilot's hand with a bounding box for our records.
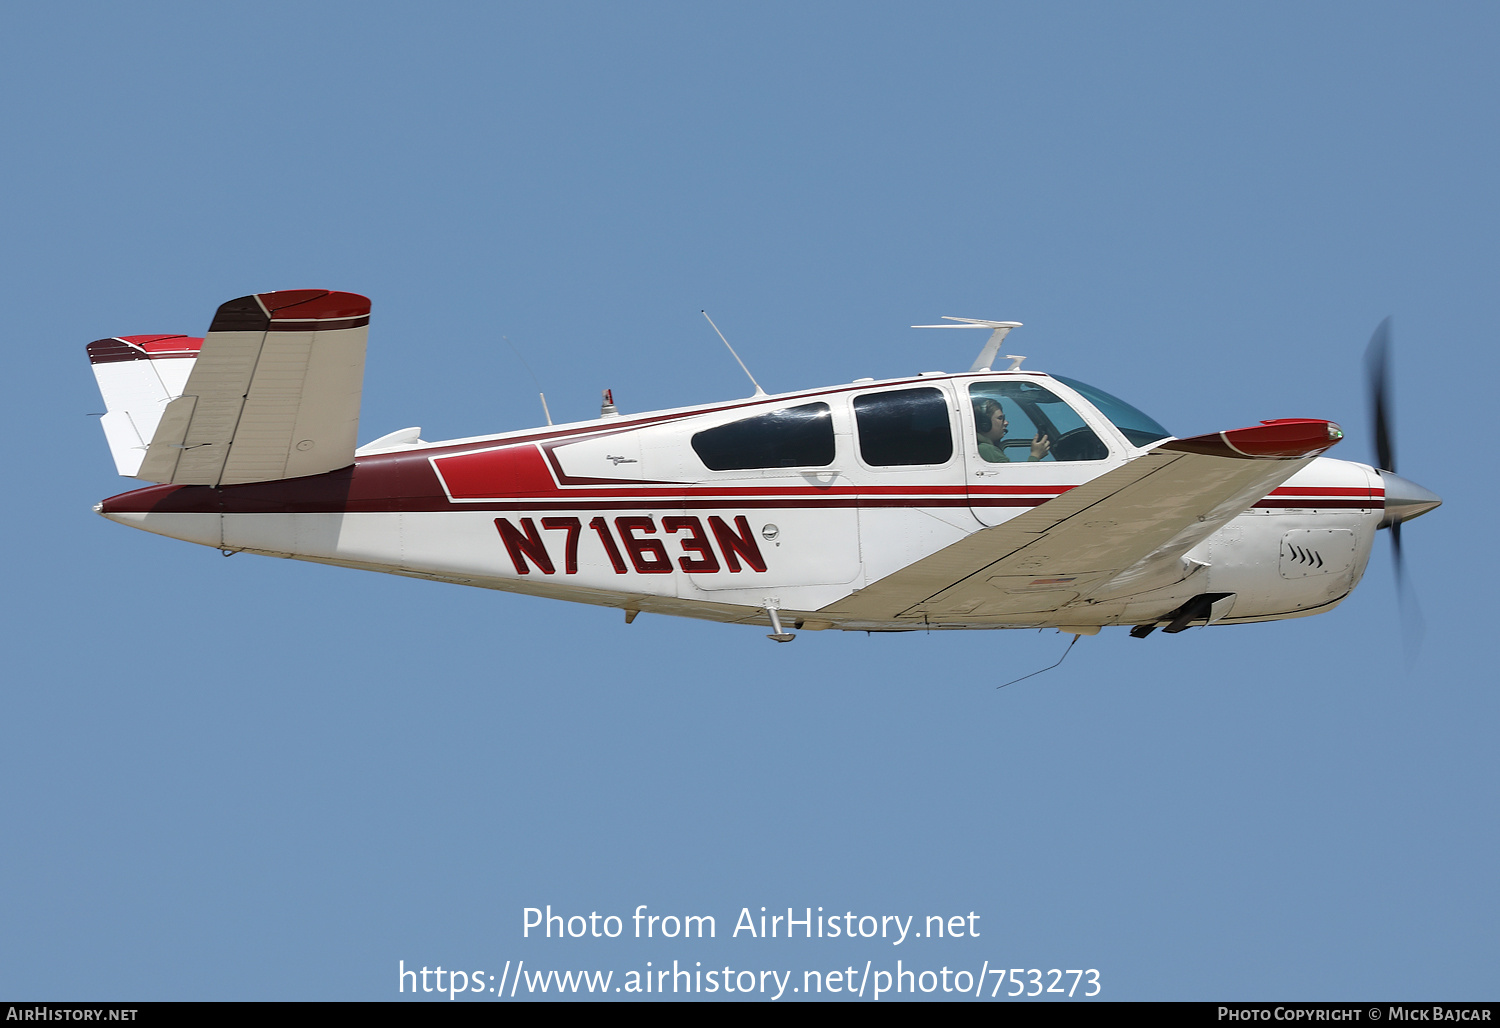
[1030,433,1051,460]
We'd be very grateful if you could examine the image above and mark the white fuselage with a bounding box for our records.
[100,371,1384,633]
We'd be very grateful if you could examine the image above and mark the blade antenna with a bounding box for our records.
[701,311,766,398]
[910,317,1024,372]
[504,335,553,426]
[995,633,1081,690]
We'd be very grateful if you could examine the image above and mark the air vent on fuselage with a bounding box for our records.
[1278,530,1356,580]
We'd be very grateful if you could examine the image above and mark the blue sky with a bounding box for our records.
[2,1,1495,1001]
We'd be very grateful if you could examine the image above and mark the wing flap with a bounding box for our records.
[824,420,1343,622]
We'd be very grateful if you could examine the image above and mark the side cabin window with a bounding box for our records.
[854,387,953,467]
[968,381,1109,463]
[691,402,835,471]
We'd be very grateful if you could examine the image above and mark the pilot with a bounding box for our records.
[974,397,1050,462]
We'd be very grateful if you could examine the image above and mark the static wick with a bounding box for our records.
[701,310,766,398]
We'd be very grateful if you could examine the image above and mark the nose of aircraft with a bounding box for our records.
[1378,471,1442,528]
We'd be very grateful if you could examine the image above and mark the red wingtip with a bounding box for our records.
[123,335,204,356]
[208,291,371,333]
[1164,419,1344,459]
[87,335,203,364]
[259,289,371,320]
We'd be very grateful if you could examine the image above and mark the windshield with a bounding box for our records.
[1053,376,1172,447]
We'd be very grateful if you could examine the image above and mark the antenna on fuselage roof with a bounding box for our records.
[503,335,553,426]
[911,317,1025,373]
[701,310,767,398]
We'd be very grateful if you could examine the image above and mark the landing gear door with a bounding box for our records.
[962,379,1113,527]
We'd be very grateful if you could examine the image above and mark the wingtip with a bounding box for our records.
[207,290,371,333]
[1162,419,1344,459]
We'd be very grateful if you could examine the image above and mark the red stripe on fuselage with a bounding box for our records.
[1253,499,1375,509]
[100,407,1381,517]
[1268,486,1379,498]
[102,458,1381,516]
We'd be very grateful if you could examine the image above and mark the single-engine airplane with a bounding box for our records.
[88,290,1440,641]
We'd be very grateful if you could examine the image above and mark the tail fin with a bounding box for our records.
[87,290,370,486]
[87,335,204,477]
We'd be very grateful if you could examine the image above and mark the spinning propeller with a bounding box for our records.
[1364,318,1441,642]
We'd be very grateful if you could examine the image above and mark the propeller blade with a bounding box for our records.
[1365,317,1396,473]
[1365,319,1427,656]
[1390,518,1403,583]
[1391,519,1427,657]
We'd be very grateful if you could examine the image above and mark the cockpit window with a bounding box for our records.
[691,402,835,471]
[968,381,1109,463]
[1052,376,1172,447]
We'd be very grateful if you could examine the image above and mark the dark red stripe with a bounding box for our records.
[106,488,1383,516]
[441,484,1065,502]
[1269,486,1379,497]
[100,439,1379,518]
[443,498,967,512]
[86,337,147,364]
[1253,500,1375,509]
[208,295,271,333]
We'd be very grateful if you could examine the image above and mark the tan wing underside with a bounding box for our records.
[821,446,1317,623]
[137,324,366,486]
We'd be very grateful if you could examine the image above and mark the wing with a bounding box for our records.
[136,290,369,486]
[822,420,1344,622]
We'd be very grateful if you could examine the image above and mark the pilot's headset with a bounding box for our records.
[973,397,1004,434]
